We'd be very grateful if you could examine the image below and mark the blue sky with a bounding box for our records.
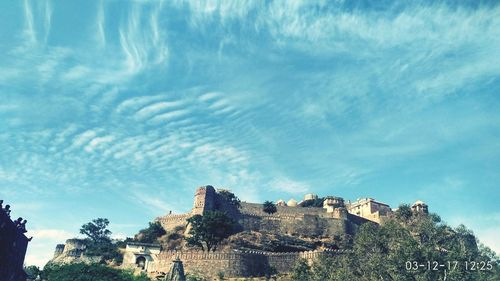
[1,0,499,267]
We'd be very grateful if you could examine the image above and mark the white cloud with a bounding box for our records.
[24,229,76,267]
[27,229,74,241]
[270,177,310,195]
[84,135,115,152]
[199,92,221,102]
[149,109,190,123]
[131,191,177,215]
[71,130,98,148]
[134,101,184,120]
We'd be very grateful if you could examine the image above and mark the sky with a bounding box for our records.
[0,0,499,267]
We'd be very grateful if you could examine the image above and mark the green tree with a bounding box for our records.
[218,190,241,209]
[292,207,500,281]
[394,204,413,222]
[79,218,120,263]
[135,221,166,243]
[291,259,311,281]
[262,201,277,214]
[185,211,235,252]
[43,263,151,281]
[24,265,42,280]
[80,218,112,244]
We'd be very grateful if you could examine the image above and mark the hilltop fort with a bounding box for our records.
[120,185,428,279]
[52,185,429,279]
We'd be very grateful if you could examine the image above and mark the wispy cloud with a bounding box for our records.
[1,0,498,267]
[270,177,310,195]
[25,229,76,267]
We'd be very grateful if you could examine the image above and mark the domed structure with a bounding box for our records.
[287,199,298,207]
[276,199,287,206]
[411,200,428,214]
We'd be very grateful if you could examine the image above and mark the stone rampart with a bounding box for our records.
[240,203,325,217]
[156,213,190,232]
[238,212,347,238]
[147,249,349,278]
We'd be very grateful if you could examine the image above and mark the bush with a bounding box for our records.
[135,222,166,243]
[43,263,151,281]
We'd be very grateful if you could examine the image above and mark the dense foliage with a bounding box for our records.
[217,190,241,209]
[80,218,112,244]
[135,221,166,243]
[263,201,277,214]
[186,211,236,252]
[300,198,325,208]
[79,218,121,263]
[42,263,151,281]
[291,206,499,280]
[24,265,42,280]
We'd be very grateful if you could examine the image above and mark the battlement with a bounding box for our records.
[156,213,190,232]
[145,249,351,278]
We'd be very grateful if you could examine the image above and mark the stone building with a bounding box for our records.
[346,197,392,223]
[0,201,29,281]
[411,200,429,214]
[122,242,161,272]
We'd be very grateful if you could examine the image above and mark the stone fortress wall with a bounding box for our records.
[147,249,350,278]
[128,186,429,279]
[155,185,359,237]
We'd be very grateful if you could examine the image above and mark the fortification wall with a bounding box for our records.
[156,213,190,232]
[240,202,325,217]
[147,249,348,278]
[238,212,347,238]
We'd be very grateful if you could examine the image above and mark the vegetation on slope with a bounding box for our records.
[134,221,167,244]
[292,204,500,281]
[79,218,123,263]
[42,263,151,281]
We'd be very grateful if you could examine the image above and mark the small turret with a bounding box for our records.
[411,200,428,214]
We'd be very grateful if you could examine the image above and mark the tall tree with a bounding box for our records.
[79,218,120,262]
[185,211,235,252]
[80,218,112,243]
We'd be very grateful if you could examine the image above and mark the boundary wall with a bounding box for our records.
[147,249,351,278]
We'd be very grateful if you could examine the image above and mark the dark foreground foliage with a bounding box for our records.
[292,205,499,281]
[42,263,151,281]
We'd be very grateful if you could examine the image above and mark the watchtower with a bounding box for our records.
[192,185,216,215]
